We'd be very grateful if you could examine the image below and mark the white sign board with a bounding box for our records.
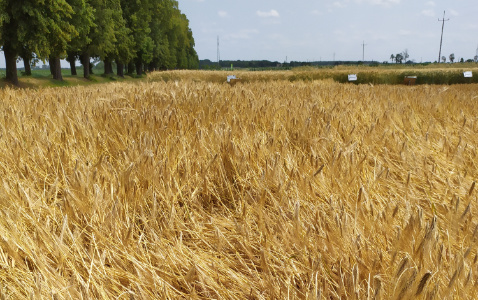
[464,71,473,78]
[227,75,236,82]
[348,74,357,81]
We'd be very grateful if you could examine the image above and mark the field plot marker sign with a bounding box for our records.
[348,74,357,82]
[464,71,473,78]
[227,75,241,86]
[404,76,417,85]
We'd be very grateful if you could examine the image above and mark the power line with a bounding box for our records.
[438,11,449,63]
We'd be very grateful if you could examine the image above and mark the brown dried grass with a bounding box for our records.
[0,73,478,299]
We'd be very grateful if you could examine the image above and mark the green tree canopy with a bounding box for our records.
[0,0,76,84]
[66,0,95,75]
[0,0,199,84]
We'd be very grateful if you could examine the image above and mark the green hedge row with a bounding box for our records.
[150,69,478,86]
[325,70,478,85]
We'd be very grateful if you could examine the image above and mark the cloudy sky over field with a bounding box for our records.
[179,0,478,63]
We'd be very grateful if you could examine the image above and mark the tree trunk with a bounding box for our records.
[68,53,77,76]
[135,61,142,76]
[50,56,63,81]
[148,63,155,72]
[104,57,113,75]
[4,44,18,85]
[69,60,77,76]
[23,57,32,76]
[82,53,90,78]
[117,63,124,77]
[127,62,135,75]
[49,58,54,76]
[89,61,94,75]
[55,57,63,80]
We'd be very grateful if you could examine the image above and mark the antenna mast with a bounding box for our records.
[438,11,449,63]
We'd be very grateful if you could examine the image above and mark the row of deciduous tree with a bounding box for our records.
[0,0,199,85]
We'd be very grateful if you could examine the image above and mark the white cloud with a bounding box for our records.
[354,0,400,5]
[464,24,478,30]
[267,33,285,40]
[449,9,459,16]
[332,2,347,8]
[218,11,228,18]
[225,29,259,40]
[425,1,435,6]
[333,29,345,36]
[256,9,280,18]
[421,9,435,17]
[398,30,412,36]
[310,10,323,15]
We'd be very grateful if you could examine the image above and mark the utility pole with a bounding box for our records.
[438,11,449,63]
[362,41,367,62]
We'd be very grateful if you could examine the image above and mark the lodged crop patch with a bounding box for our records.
[0,76,478,298]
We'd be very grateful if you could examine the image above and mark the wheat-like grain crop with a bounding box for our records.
[0,73,477,299]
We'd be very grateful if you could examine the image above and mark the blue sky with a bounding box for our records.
[179,0,478,63]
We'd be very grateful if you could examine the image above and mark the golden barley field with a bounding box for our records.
[1,71,478,299]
